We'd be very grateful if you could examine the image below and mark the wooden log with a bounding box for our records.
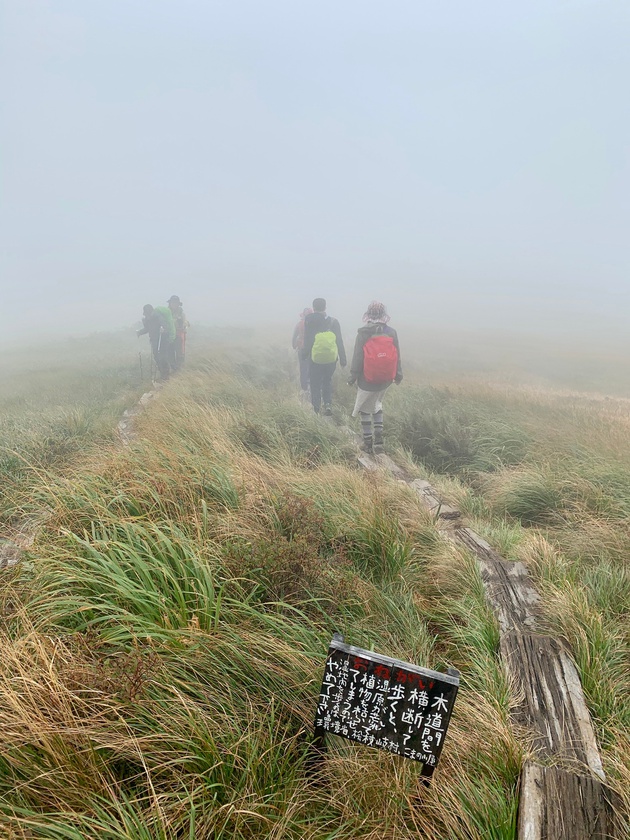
[0,540,20,570]
[356,451,408,479]
[453,527,540,631]
[411,479,461,520]
[357,453,378,471]
[518,762,625,840]
[373,452,407,479]
[502,631,605,780]
[353,447,619,837]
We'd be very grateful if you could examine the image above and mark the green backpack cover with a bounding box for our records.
[311,318,338,364]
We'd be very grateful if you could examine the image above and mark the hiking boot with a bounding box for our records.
[361,436,373,454]
[373,442,385,454]
[323,404,333,416]
[373,431,384,454]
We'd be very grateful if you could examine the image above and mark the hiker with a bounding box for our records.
[136,304,176,380]
[302,298,346,415]
[292,307,313,396]
[167,295,189,371]
[348,301,402,453]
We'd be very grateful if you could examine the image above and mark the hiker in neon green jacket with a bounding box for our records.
[302,298,346,415]
[137,304,175,380]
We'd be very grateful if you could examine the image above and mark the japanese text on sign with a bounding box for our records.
[314,638,459,776]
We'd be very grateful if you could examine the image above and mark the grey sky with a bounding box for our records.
[1,0,628,343]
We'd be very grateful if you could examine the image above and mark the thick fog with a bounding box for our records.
[1,1,629,347]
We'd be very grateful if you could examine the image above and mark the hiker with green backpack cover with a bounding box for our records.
[302,297,347,415]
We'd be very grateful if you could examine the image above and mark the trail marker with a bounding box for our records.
[314,634,459,778]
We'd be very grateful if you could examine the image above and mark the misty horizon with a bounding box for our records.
[2,1,628,346]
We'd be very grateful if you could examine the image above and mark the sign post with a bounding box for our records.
[314,635,459,778]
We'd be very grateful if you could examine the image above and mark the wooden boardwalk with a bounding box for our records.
[358,453,626,840]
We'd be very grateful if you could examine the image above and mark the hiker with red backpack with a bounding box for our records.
[348,301,402,453]
[292,307,313,397]
[167,295,189,371]
[302,298,347,415]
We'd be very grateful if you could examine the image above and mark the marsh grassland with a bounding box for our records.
[0,331,627,838]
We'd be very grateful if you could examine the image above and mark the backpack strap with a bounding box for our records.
[320,316,333,332]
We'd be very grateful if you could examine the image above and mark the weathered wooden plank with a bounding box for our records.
[518,762,625,840]
[117,389,161,445]
[1,510,50,571]
[373,452,407,479]
[502,631,605,780]
[357,453,378,471]
[411,479,461,520]
[453,527,540,631]
[0,540,20,570]
[356,451,408,479]
[354,452,622,837]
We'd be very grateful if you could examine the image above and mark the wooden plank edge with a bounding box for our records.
[454,528,540,632]
[501,632,605,777]
[410,479,461,520]
[556,646,606,782]
[518,761,625,840]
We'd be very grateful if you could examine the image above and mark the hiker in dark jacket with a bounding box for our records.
[137,304,173,380]
[292,307,313,396]
[348,301,402,453]
[302,298,346,415]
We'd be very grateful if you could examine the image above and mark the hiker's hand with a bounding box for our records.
[347,377,356,386]
[340,363,347,369]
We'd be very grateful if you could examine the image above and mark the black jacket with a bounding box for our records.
[302,311,347,367]
[349,322,402,391]
[137,310,168,345]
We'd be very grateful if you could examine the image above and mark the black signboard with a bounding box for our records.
[314,636,459,777]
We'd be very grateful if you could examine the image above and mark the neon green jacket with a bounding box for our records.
[154,306,176,341]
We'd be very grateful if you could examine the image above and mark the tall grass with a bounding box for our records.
[0,330,145,529]
[386,385,530,475]
[389,378,630,821]
[0,349,525,839]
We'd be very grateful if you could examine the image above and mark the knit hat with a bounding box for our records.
[363,301,390,323]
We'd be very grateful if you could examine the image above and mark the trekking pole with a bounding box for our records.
[156,333,162,382]
[139,351,143,383]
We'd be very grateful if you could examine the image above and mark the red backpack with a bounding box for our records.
[363,330,398,384]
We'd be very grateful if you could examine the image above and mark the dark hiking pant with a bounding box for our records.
[298,354,310,391]
[151,338,172,380]
[172,333,185,371]
[309,361,336,413]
